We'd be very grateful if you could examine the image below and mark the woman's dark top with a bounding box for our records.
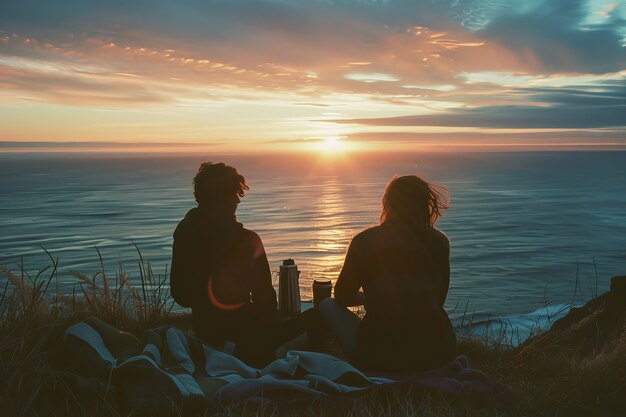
[334,221,456,372]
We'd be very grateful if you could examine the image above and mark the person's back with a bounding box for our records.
[323,175,456,372]
[170,162,278,365]
[335,222,454,371]
[340,222,448,317]
[171,206,277,346]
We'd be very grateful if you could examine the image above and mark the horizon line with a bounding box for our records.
[1,141,626,154]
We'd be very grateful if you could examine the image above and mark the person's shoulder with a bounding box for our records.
[356,225,380,238]
[352,225,385,244]
[240,227,266,248]
[173,208,200,238]
[430,227,450,249]
[241,227,262,241]
[239,228,268,258]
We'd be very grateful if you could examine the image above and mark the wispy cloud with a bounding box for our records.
[328,77,626,129]
[0,0,625,149]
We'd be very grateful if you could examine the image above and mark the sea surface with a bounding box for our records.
[1,151,625,334]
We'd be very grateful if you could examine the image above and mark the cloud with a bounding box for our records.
[477,0,626,73]
[327,79,626,129]
[0,59,173,106]
[3,0,622,100]
[0,140,226,153]
[0,0,614,92]
[0,0,625,146]
[348,129,626,142]
[0,141,210,148]
[330,103,626,129]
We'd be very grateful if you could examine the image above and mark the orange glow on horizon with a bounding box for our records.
[1,140,626,154]
[0,2,625,152]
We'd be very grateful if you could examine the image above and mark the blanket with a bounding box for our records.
[63,317,514,413]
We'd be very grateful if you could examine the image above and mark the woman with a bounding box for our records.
[320,175,456,372]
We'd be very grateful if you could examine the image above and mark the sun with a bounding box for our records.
[323,137,340,152]
[303,135,357,155]
[318,136,347,154]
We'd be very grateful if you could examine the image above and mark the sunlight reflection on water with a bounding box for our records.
[1,151,625,322]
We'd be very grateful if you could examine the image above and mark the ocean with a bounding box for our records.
[1,151,625,336]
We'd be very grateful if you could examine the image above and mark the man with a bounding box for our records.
[170,162,280,366]
[170,162,319,367]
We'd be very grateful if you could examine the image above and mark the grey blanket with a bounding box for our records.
[64,317,514,412]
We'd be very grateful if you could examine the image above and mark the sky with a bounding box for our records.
[0,0,625,153]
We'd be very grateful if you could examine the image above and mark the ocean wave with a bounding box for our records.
[455,303,572,345]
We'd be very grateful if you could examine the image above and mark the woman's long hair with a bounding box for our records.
[380,175,449,228]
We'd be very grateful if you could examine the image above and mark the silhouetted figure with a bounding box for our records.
[320,175,456,372]
[170,162,316,367]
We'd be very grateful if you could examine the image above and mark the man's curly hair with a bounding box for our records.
[193,162,249,208]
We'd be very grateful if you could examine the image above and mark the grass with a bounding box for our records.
[0,248,188,417]
[0,249,625,416]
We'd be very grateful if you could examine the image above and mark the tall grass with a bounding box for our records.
[67,245,174,329]
[0,246,179,417]
[1,245,174,330]
[0,248,624,416]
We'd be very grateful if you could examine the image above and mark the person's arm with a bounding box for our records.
[170,232,193,308]
[334,237,366,307]
[439,236,451,307]
[247,233,278,321]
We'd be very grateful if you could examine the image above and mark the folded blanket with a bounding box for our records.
[63,317,513,413]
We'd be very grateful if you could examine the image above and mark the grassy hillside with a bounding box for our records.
[1,253,624,416]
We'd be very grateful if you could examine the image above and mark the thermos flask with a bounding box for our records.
[278,258,301,316]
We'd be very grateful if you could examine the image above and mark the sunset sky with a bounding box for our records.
[1,0,625,152]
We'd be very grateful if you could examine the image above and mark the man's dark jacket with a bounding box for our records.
[170,207,278,348]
